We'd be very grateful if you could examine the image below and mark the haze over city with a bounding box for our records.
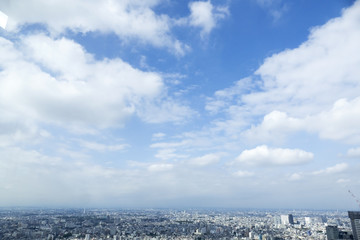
[0,0,360,209]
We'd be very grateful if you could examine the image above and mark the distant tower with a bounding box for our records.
[326,225,339,240]
[348,211,360,240]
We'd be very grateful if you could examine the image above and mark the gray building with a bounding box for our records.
[348,211,360,240]
[326,225,339,240]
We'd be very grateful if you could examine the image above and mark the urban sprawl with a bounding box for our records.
[0,208,359,240]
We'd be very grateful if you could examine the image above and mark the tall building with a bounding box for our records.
[348,211,360,240]
[273,216,281,225]
[280,214,294,225]
[326,225,339,240]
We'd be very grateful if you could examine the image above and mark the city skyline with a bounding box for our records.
[0,0,360,209]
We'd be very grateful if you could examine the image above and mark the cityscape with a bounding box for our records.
[0,208,359,240]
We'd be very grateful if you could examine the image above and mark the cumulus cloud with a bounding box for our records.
[250,1,360,116]
[313,98,360,143]
[0,34,193,139]
[0,35,162,128]
[188,1,229,37]
[236,145,313,166]
[244,111,303,142]
[2,0,188,54]
[245,97,360,144]
[206,1,360,141]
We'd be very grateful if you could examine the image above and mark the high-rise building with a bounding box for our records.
[273,216,281,225]
[348,211,360,240]
[281,214,294,225]
[326,225,339,240]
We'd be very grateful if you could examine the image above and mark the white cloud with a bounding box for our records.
[147,163,174,172]
[136,98,196,124]
[313,98,360,143]
[288,173,303,181]
[245,97,360,144]
[206,1,360,140]
[152,132,166,139]
[206,77,254,114]
[0,34,193,138]
[188,153,221,166]
[236,145,313,166]
[250,1,360,116]
[234,170,254,178]
[0,35,158,127]
[188,1,229,37]
[80,141,129,152]
[244,111,303,142]
[0,10,8,29]
[154,148,188,160]
[2,0,188,54]
[312,163,348,175]
[150,140,190,149]
[347,147,360,158]
[337,178,350,184]
[0,147,140,206]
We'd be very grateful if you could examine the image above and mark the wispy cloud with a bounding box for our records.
[312,163,348,175]
[80,141,129,152]
[188,153,222,166]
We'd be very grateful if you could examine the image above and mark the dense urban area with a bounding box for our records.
[0,208,358,240]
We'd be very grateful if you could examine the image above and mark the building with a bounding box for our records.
[273,216,281,225]
[348,211,360,240]
[326,225,339,240]
[281,214,294,225]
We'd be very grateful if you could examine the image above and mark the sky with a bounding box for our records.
[0,0,360,210]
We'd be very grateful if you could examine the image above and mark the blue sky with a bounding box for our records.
[1,0,360,209]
